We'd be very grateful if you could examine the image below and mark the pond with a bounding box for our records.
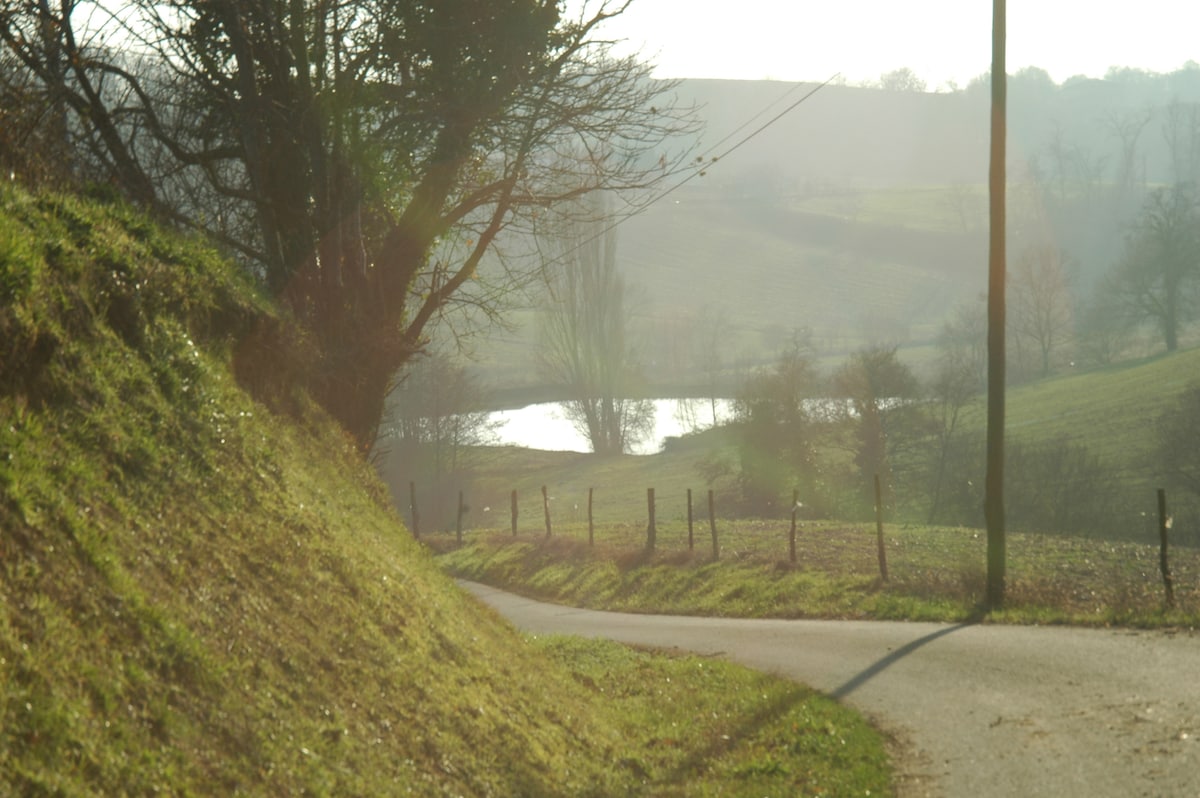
[489,398,733,455]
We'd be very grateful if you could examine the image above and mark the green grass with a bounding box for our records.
[460,433,732,528]
[999,349,1200,470]
[429,330,1200,630]
[533,635,890,797]
[435,521,1200,628]
[0,183,893,795]
[947,347,1200,534]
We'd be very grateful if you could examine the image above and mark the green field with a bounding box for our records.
[429,342,1200,626]
[443,342,1200,543]
[435,520,1198,627]
[1000,349,1200,475]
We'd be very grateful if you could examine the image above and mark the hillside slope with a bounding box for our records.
[0,185,895,797]
[0,185,654,795]
[0,185,898,796]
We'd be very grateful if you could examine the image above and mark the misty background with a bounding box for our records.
[436,66,1200,398]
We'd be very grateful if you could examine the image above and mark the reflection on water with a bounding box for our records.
[489,399,733,455]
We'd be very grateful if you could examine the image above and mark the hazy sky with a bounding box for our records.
[574,1,1200,89]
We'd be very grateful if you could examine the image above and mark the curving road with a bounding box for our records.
[460,581,1200,797]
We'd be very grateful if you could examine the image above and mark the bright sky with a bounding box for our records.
[577,0,1200,89]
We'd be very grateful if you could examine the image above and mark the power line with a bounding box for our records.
[695,78,816,161]
[620,73,841,226]
[543,73,841,271]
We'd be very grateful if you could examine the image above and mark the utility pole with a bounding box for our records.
[985,0,1008,608]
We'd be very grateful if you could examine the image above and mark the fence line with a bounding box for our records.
[406,481,1182,595]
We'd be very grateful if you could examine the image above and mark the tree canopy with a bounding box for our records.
[1109,184,1200,353]
[0,0,698,448]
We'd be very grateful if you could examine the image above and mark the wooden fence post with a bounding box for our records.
[646,488,656,551]
[1158,488,1175,609]
[687,488,694,552]
[789,488,798,564]
[510,489,518,537]
[588,487,594,546]
[708,489,719,560]
[874,474,889,582]
[456,490,465,544]
[409,481,420,539]
[542,485,552,538]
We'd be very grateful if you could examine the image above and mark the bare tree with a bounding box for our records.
[878,67,926,93]
[0,15,74,188]
[536,192,652,455]
[1104,107,1152,202]
[1009,244,1075,378]
[939,296,988,401]
[926,327,984,524]
[1045,122,1071,204]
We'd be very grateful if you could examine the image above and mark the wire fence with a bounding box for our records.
[407,478,1192,609]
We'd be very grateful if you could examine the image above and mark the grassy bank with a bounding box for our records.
[0,184,892,795]
[435,520,1200,628]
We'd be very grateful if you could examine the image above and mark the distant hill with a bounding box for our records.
[670,80,988,189]
[469,73,1200,393]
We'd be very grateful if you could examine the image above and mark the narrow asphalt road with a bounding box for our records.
[460,581,1200,797]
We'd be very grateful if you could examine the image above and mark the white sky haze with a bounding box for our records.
[579,1,1200,88]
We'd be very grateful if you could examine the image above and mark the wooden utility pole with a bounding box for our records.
[456,490,465,544]
[687,488,694,552]
[708,489,719,560]
[1158,489,1175,609]
[874,474,888,582]
[985,0,1008,609]
[789,488,798,564]
[409,481,420,538]
[646,488,656,551]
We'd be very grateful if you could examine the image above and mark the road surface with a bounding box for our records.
[460,581,1200,797]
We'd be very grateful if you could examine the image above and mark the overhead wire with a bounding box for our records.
[636,72,842,212]
[542,72,842,269]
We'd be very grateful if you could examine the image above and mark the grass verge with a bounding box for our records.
[533,635,891,797]
[434,521,1200,628]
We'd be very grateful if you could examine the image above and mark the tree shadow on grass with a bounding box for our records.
[659,678,813,787]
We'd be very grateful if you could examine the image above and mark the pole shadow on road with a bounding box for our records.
[831,623,972,699]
